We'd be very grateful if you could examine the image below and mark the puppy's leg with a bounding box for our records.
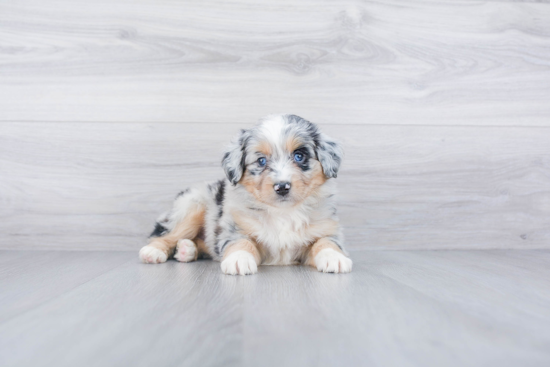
[305,238,352,273]
[139,204,205,264]
[220,239,261,275]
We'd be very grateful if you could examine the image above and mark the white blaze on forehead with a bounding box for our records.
[258,115,287,158]
[257,115,293,182]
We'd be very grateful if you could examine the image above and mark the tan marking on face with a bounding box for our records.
[240,167,277,205]
[240,170,262,200]
[255,139,272,156]
[147,204,206,257]
[304,237,345,267]
[239,140,327,207]
[307,160,328,191]
[222,238,262,264]
[288,160,327,203]
[285,135,303,153]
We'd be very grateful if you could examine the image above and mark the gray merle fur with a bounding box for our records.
[150,222,168,238]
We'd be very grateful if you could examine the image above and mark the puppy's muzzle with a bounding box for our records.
[274,182,291,196]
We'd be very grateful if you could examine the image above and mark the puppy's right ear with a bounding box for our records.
[222,129,250,185]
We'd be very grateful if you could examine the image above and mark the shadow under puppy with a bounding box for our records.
[139,114,352,275]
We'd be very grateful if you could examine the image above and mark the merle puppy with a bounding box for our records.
[139,114,352,275]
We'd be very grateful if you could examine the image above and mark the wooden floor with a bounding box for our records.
[1,249,549,367]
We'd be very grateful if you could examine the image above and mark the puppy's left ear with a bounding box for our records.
[222,129,250,185]
[315,133,343,178]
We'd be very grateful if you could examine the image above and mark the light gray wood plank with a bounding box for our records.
[368,250,550,335]
[0,0,549,125]
[1,122,550,250]
[0,251,132,323]
[1,250,549,367]
[0,253,244,367]
[243,250,550,367]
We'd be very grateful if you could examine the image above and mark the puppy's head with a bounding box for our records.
[222,114,342,206]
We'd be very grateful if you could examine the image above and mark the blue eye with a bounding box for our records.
[258,157,267,167]
[294,152,304,162]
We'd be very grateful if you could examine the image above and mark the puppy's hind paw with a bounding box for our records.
[315,248,352,273]
[221,250,258,276]
[174,239,198,263]
[139,245,168,264]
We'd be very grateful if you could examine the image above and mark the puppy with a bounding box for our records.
[139,114,352,275]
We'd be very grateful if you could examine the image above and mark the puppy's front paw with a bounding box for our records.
[221,250,258,275]
[315,248,352,273]
[139,245,168,264]
[174,239,198,263]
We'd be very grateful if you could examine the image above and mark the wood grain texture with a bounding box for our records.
[0,251,244,367]
[244,250,550,367]
[1,122,549,251]
[0,251,131,323]
[1,250,549,367]
[0,0,549,125]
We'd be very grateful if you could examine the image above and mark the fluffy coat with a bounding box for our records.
[139,114,352,275]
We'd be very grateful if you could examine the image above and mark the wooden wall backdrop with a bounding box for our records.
[0,0,549,251]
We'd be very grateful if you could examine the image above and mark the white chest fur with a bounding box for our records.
[244,205,329,265]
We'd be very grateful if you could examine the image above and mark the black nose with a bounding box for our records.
[274,182,291,196]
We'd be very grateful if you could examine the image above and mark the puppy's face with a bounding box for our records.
[222,115,342,207]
